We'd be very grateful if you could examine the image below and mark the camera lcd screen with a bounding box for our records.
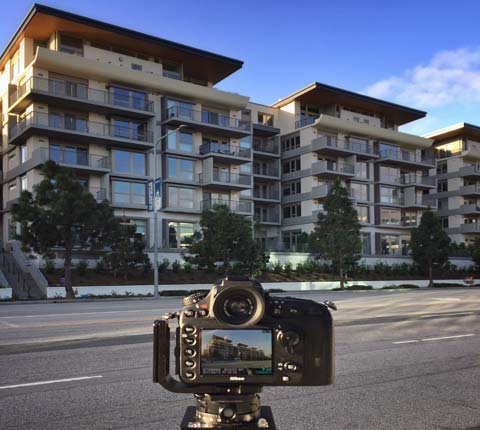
[200,329,273,376]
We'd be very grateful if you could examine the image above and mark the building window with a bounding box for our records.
[49,112,88,132]
[131,63,143,71]
[257,112,274,126]
[49,144,88,166]
[167,157,194,180]
[380,186,402,204]
[380,208,401,225]
[438,198,448,210]
[59,35,83,56]
[166,99,195,120]
[282,158,301,174]
[404,211,418,226]
[283,181,301,196]
[10,49,21,80]
[437,180,448,192]
[111,117,147,141]
[20,175,27,191]
[350,182,369,201]
[440,217,449,228]
[166,129,194,153]
[357,205,369,223]
[283,204,301,218]
[20,144,27,163]
[112,181,146,205]
[380,234,401,255]
[435,139,463,158]
[168,222,194,248]
[113,150,146,175]
[379,165,400,183]
[437,161,448,174]
[282,230,304,251]
[111,86,148,111]
[281,135,300,152]
[163,62,182,80]
[168,187,194,209]
[356,161,369,179]
[361,233,371,255]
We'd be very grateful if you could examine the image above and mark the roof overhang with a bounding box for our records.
[424,123,480,142]
[0,4,243,85]
[272,82,426,126]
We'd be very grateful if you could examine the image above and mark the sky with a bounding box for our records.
[2,0,480,135]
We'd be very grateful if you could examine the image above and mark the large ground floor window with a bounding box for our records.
[168,221,194,249]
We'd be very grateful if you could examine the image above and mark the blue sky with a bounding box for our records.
[2,0,480,134]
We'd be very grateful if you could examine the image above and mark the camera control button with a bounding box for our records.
[282,376,290,382]
[184,326,196,334]
[184,371,196,380]
[184,337,196,346]
[198,309,209,317]
[184,310,196,318]
[184,348,196,357]
[279,330,301,348]
[185,360,195,368]
[285,361,297,372]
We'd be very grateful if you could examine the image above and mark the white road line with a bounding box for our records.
[392,340,420,344]
[433,297,462,301]
[422,334,475,342]
[420,312,474,318]
[0,375,103,390]
[0,309,173,319]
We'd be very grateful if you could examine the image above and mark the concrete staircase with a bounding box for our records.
[0,243,47,299]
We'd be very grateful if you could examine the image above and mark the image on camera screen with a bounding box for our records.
[200,329,273,376]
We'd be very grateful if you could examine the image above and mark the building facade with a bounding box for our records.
[1,4,463,263]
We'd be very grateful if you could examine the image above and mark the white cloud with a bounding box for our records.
[365,48,480,108]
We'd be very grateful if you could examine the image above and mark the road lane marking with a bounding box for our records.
[422,334,475,341]
[392,340,420,344]
[0,318,154,330]
[0,375,103,390]
[0,309,175,320]
[420,312,474,318]
[433,297,462,301]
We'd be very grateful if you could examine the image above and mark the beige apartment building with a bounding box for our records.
[425,123,480,245]
[0,4,441,262]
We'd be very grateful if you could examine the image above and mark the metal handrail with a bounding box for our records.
[9,76,154,112]
[314,135,376,155]
[199,142,251,158]
[36,147,111,169]
[253,165,279,177]
[201,199,252,212]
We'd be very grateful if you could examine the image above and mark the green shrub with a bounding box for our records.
[77,260,89,275]
[44,258,55,274]
[95,260,105,273]
[432,283,465,288]
[295,262,305,275]
[382,284,420,289]
[184,262,193,273]
[272,261,283,274]
[172,260,181,273]
[303,259,317,273]
[158,258,170,272]
[333,284,373,291]
[283,261,293,276]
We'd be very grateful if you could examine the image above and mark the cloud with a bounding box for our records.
[364,48,480,108]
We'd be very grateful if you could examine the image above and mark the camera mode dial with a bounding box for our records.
[183,292,208,307]
[278,330,301,348]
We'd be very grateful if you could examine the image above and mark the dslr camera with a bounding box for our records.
[153,276,334,429]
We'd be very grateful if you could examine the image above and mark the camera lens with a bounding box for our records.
[213,287,265,327]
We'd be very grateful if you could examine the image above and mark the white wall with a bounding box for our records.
[0,288,12,299]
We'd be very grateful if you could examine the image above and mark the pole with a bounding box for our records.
[152,124,187,298]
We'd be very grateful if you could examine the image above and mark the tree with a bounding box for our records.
[184,204,266,276]
[470,237,480,269]
[410,209,451,287]
[11,161,116,298]
[310,179,362,289]
[103,220,151,280]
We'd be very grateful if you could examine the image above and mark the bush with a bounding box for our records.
[160,289,209,297]
[432,283,465,288]
[95,260,105,273]
[382,284,420,289]
[333,284,373,291]
[158,258,169,272]
[77,260,89,275]
[172,260,181,273]
[283,261,293,276]
[44,258,55,274]
[272,261,283,274]
[295,262,305,275]
[303,259,317,273]
[184,262,193,273]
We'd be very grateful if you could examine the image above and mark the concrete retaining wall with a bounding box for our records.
[46,279,473,298]
[0,288,12,299]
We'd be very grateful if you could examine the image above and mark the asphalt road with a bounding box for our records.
[0,288,479,430]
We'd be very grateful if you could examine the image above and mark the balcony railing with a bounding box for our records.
[460,222,480,234]
[88,187,108,202]
[36,147,111,170]
[312,160,355,175]
[400,174,436,186]
[165,105,250,132]
[312,135,377,156]
[254,213,280,223]
[9,111,153,143]
[380,196,405,205]
[201,199,252,213]
[379,149,434,165]
[199,142,251,158]
[253,138,279,155]
[295,117,316,129]
[198,170,251,186]
[253,166,279,177]
[9,76,154,112]
[253,189,280,200]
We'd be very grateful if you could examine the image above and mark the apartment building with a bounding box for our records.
[0,4,441,260]
[269,83,436,256]
[0,4,253,251]
[425,123,480,245]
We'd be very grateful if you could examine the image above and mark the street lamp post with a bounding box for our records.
[152,124,187,298]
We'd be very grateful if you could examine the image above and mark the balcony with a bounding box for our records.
[253,165,280,181]
[312,136,378,159]
[400,174,436,188]
[311,160,355,178]
[460,223,480,234]
[8,111,153,150]
[377,218,420,229]
[8,76,155,118]
[198,170,252,190]
[201,199,252,214]
[252,138,280,158]
[163,105,251,137]
[254,212,281,225]
[377,149,434,169]
[311,184,356,200]
[459,165,480,178]
[378,196,405,207]
[253,189,280,202]
[89,187,108,203]
[295,117,316,129]
[252,122,280,137]
[199,142,251,164]
[459,184,480,197]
